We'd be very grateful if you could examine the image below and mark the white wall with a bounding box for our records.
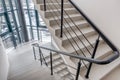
[0,38,9,80]
[72,0,120,49]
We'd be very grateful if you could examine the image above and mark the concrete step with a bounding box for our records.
[46,54,61,64]
[63,33,101,54]
[62,74,74,80]
[44,52,58,59]
[44,8,79,18]
[101,63,120,80]
[45,54,73,80]
[59,69,70,77]
[54,64,67,73]
[40,2,73,11]
[61,26,96,46]
[35,0,69,4]
[47,14,83,26]
[51,59,64,68]
[54,20,89,37]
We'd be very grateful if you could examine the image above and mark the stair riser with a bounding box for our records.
[49,15,83,26]
[56,67,67,73]
[69,39,104,55]
[51,62,64,68]
[60,72,70,78]
[45,9,78,18]
[54,66,66,72]
[55,23,89,37]
[40,3,73,11]
[46,57,61,64]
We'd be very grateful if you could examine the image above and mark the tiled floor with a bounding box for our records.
[7,41,60,80]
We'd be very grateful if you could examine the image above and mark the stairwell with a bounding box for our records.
[33,0,120,80]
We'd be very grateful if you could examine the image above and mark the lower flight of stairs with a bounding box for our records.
[33,0,120,80]
[45,53,74,80]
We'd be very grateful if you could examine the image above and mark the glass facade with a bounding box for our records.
[0,0,47,49]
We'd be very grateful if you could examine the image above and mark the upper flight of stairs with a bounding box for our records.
[33,0,120,80]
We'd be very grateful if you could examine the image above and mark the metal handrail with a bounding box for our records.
[32,43,119,64]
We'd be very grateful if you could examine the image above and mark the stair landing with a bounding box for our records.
[8,42,61,80]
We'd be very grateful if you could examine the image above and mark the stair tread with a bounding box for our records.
[63,29,98,53]
[59,70,70,77]
[48,13,81,20]
[52,59,64,67]
[46,54,61,63]
[40,2,70,5]
[44,53,58,59]
[36,0,69,4]
[45,8,76,12]
[76,42,111,59]
[62,74,74,80]
[53,20,88,31]
[71,42,112,68]
[54,64,67,73]
[61,26,95,41]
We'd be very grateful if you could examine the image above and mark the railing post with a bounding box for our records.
[43,0,46,11]
[41,52,48,66]
[75,60,81,80]
[50,51,53,75]
[60,0,64,37]
[38,47,43,65]
[85,35,100,78]
[33,46,37,60]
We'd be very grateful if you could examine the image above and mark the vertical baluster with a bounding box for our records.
[41,52,48,66]
[60,0,64,37]
[44,0,46,11]
[85,35,100,78]
[33,46,37,60]
[38,47,43,65]
[50,51,53,75]
[75,60,81,80]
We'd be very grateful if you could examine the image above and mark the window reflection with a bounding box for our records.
[0,0,47,49]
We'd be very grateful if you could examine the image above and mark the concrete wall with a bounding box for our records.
[72,0,120,49]
[0,38,9,80]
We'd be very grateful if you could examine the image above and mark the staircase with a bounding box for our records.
[33,0,120,80]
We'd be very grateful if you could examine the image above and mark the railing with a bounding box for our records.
[43,0,93,70]
[34,0,120,80]
[32,43,119,80]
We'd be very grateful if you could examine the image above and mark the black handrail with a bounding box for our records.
[32,43,119,64]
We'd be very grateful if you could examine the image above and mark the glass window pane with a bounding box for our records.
[30,10,36,26]
[2,33,14,49]
[0,16,9,34]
